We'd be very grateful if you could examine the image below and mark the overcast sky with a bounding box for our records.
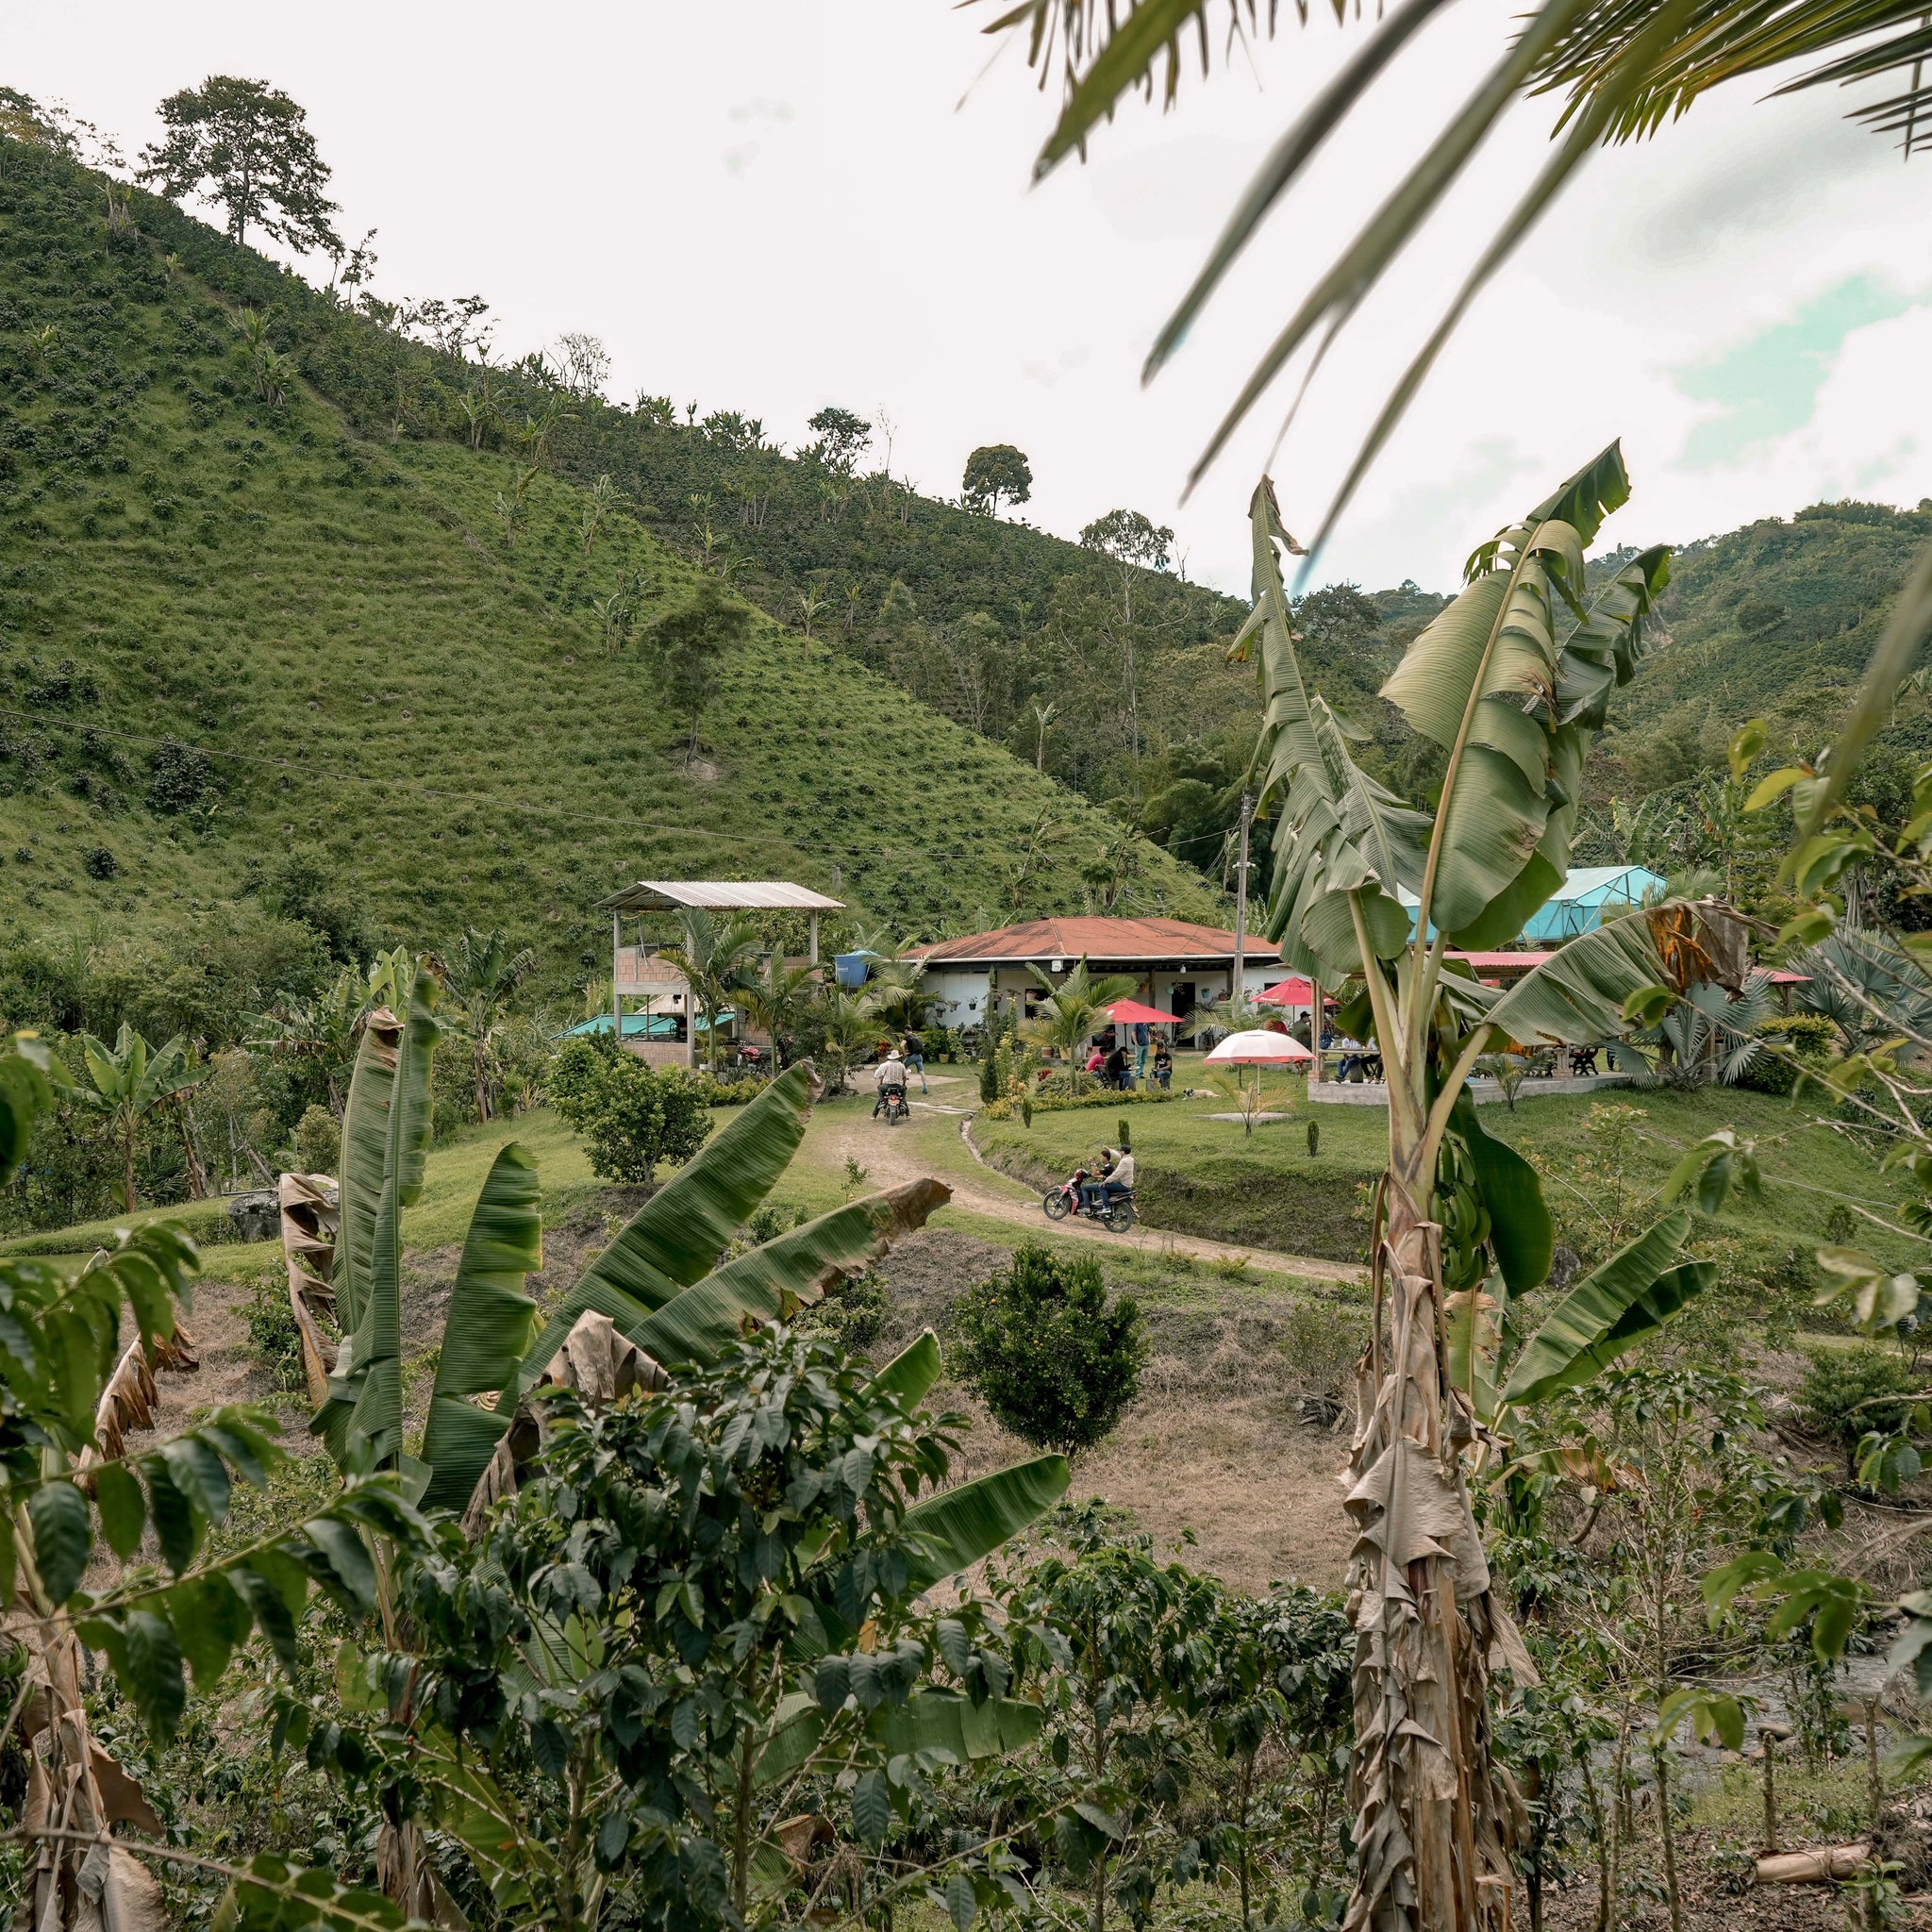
[11,2,1930,596]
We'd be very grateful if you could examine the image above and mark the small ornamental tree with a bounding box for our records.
[548,1034,712,1183]
[644,577,755,762]
[962,443,1033,516]
[950,1241,1146,1454]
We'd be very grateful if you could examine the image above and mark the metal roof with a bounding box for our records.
[910,916,1277,966]
[596,880,845,913]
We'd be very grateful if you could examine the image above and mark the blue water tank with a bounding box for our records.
[834,952,874,989]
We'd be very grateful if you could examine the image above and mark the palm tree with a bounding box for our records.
[77,1024,205,1211]
[1020,958,1137,1093]
[443,927,538,1124]
[662,907,761,1074]
[867,958,936,1043]
[733,953,818,1067]
[806,984,878,1095]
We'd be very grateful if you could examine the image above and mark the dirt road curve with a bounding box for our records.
[816,1093,1365,1286]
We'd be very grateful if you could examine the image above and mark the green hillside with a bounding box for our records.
[1596,501,1932,791]
[0,132,1225,991]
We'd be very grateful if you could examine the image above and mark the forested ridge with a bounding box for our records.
[5,110,1931,979]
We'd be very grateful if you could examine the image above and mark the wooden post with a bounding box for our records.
[1232,792,1252,1008]
[1310,974,1324,1088]
[611,911,622,1052]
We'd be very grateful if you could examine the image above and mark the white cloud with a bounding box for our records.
[8,1,1928,597]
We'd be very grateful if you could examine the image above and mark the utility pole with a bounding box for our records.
[1230,793,1254,1010]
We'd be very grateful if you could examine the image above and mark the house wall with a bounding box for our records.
[917,958,1276,1027]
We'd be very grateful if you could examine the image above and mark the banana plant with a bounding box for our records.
[75,1023,206,1212]
[1241,442,1727,1931]
[303,968,1073,1921]
[314,966,1068,1547]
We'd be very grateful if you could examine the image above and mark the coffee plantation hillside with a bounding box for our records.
[0,132,1225,990]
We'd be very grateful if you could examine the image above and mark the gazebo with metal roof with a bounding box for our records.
[593,880,845,1068]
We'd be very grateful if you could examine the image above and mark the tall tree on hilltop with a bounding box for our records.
[962,442,1033,516]
[140,75,341,255]
[807,404,873,475]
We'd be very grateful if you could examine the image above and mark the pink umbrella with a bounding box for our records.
[1256,977,1337,1008]
[1205,1028,1313,1065]
[1106,998,1177,1025]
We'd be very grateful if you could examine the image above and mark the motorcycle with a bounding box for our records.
[1041,1167,1137,1233]
[878,1085,909,1125]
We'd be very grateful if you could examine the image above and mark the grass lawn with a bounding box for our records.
[975,1056,1920,1279]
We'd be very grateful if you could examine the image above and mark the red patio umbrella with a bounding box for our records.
[1105,998,1177,1025]
[1256,977,1337,1008]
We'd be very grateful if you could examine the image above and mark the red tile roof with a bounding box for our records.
[911,917,1278,966]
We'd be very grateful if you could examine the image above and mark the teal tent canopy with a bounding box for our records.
[1400,864,1664,945]
[1520,865,1664,941]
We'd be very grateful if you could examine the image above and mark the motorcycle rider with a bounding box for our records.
[1079,1144,1135,1217]
[873,1048,909,1118]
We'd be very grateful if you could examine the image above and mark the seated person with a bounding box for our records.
[1152,1042,1174,1090]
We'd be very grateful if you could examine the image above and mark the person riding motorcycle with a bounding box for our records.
[873,1049,909,1118]
[1079,1145,1135,1217]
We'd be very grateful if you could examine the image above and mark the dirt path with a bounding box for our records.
[815,1079,1365,1286]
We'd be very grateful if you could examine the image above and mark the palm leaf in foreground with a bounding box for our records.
[419,1141,543,1512]
[515,1060,818,1393]
[314,969,440,1467]
[1501,1214,1712,1404]
[632,1178,951,1370]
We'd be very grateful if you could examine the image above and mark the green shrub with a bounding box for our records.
[549,1035,714,1184]
[291,1103,338,1176]
[695,1072,770,1108]
[241,1271,308,1393]
[1735,1013,1839,1096]
[948,1241,1146,1455]
[801,1270,888,1355]
[1798,1343,1919,1476]
[981,1088,1177,1122]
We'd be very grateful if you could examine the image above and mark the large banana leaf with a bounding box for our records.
[871,1689,1044,1761]
[869,1330,943,1407]
[1241,478,1428,978]
[903,1454,1071,1593]
[314,968,440,1465]
[754,1687,1043,1790]
[633,1180,950,1371]
[1501,1212,1706,1405]
[337,974,439,1334]
[1482,904,1672,1047]
[1382,446,1630,943]
[419,1142,544,1512]
[514,1061,818,1395]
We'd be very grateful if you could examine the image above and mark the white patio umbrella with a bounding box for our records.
[1203,1028,1312,1133]
[1204,1029,1313,1065]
